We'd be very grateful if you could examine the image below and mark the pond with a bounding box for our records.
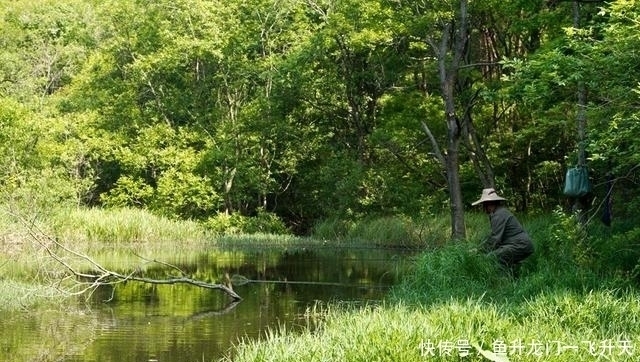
[0,244,414,362]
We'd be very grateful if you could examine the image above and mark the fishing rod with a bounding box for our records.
[228,274,391,288]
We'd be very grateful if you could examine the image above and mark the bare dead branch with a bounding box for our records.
[132,252,188,277]
[421,121,446,166]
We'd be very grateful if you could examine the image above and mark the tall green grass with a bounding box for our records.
[311,213,471,249]
[225,291,640,362]
[50,207,211,245]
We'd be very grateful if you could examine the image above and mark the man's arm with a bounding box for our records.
[485,209,509,250]
[478,236,494,253]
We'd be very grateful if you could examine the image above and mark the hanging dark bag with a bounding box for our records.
[563,166,592,197]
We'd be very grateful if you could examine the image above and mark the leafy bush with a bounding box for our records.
[151,168,221,219]
[204,208,290,235]
[101,176,154,208]
[547,207,594,269]
[534,207,640,284]
[600,226,640,283]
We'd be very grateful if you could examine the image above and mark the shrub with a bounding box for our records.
[204,209,290,235]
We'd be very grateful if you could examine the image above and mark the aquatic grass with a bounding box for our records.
[2,205,218,260]
[310,217,355,241]
[217,233,315,248]
[312,214,458,249]
[50,207,212,245]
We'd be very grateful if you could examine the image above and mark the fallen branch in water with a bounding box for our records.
[15,212,242,302]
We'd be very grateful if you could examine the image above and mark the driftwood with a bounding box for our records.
[19,215,242,302]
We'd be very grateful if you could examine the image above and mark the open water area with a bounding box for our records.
[0,244,414,362]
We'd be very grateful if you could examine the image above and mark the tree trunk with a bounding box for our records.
[428,0,469,239]
[445,124,466,239]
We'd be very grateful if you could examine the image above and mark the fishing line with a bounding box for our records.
[228,274,392,289]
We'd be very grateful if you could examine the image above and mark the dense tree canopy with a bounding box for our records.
[1,0,639,235]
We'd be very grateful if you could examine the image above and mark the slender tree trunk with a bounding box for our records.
[445,127,466,239]
[432,0,469,239]
[462,110,495,188]
[573,1,587,169]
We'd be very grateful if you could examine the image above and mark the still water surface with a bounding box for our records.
[1,244,412,362]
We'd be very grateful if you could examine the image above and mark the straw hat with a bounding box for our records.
[471,188,506,206]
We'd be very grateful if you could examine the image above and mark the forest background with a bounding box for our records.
[1,0,639,239]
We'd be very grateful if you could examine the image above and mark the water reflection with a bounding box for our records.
[1,245,412,362]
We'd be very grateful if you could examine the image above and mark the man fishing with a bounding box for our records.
[472,188,534,278]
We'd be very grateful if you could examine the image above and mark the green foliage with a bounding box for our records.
[96,125,222,219]
[152,169,221,219]
[204,209,291,236]
[0,99,87,210]
[100,176,154,208]
[0,0,100,103]
[546,207,592,268]
[611,235,640,283]
[578,1,640,200]
[2,0,640,233]
[536,208,640,284]
[0,99,41,174]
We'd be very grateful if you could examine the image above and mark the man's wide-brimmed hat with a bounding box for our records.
[472,188,506,206]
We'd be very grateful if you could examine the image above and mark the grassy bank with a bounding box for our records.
[223,210,640,362]
[225,291,640,362]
